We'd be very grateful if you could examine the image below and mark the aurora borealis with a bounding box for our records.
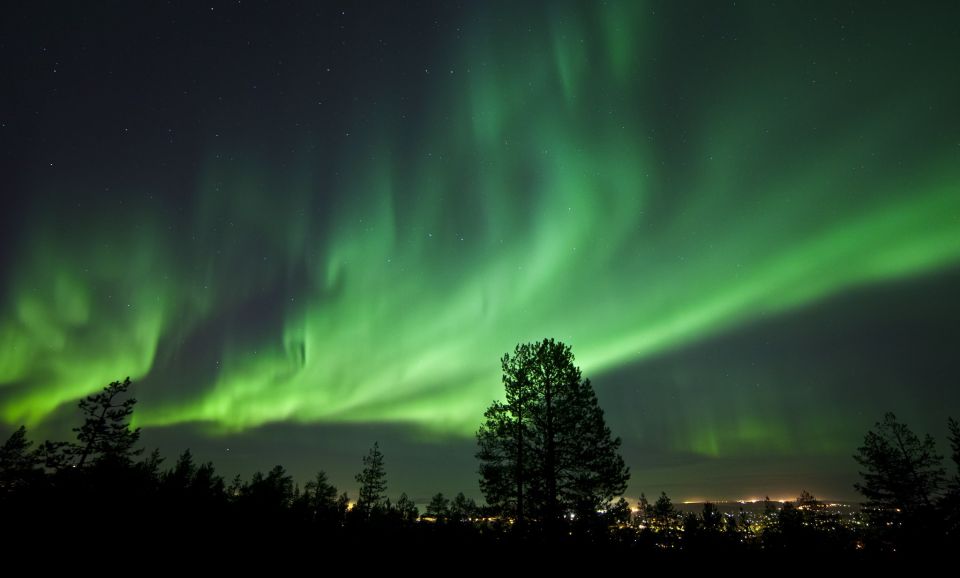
[2,1,958,501]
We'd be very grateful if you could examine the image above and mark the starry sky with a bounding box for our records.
[2,1,958,503]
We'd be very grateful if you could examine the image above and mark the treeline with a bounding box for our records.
[2,339,960,558]
[0,379,498,552]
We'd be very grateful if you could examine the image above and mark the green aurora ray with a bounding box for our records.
[2,2,958,461]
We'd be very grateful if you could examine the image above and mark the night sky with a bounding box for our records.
[2,1,958,503]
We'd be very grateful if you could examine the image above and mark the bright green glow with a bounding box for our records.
[2,3,959,461]
[2,221,173,424]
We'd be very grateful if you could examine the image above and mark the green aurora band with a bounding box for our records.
[2,2,958,462]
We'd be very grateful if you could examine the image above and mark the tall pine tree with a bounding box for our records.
[355,442,387,515]
[476,338,629,533]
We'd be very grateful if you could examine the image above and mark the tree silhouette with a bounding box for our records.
[701,502,722,532]
[426,492,451,521]
[854,413,944,514]
[162,449,199,492]
[450,492,478,524]
[71,377,142,468]
[476,338,629,534]
[945,417,960,542]
[18,378,155,541]
[637,492,651,521]
[796,489,819,510]
[302,470,340,525]
[237,465,295,524]
[948,418,960,484]
[854,412,945,549]
[651,491,677,528]
[395,492,419,525]
[158,449,226,524]
[0,425,41,496]
[607,496,632,526]
[355,442,387,515]
[647,491,680,547]
[948,418,960,479]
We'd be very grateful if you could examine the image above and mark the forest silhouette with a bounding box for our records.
[1,340,958,558]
